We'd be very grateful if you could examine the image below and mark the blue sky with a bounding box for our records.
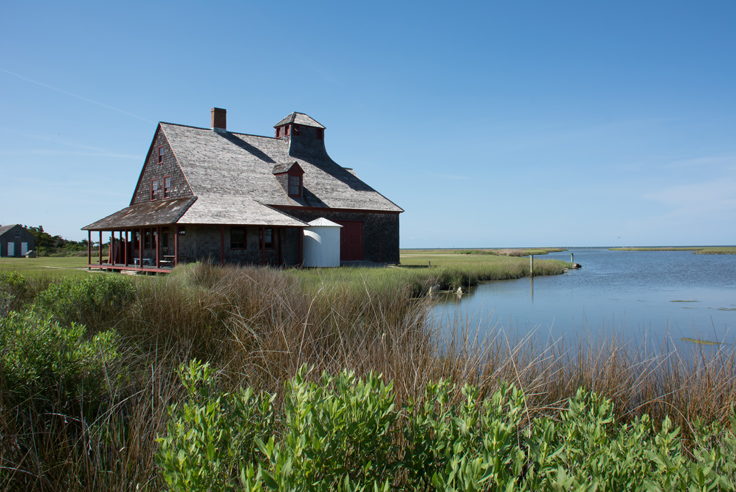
[1,1,734,247]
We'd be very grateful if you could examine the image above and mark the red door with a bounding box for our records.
[336,221,364,261]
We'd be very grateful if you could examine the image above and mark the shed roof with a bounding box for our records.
[274,112,325,129]
[83,197,195,230]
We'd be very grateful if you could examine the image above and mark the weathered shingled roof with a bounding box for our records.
[159,122,403,212]
[83,197,196,230]
[274,112,325,128]
[177,195,306,227]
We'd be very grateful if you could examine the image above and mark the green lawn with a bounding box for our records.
[0,256,92,278]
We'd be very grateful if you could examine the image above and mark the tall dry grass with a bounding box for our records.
[1,262,735,490]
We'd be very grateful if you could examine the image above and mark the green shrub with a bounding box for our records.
[0,271,29,316]
[157,366,736,490]
[0,310,120,410]
[34,274,135,329]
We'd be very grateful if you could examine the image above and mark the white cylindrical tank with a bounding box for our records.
[303,218,342,267]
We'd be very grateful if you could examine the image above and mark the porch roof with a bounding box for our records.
[83,195,307,231]
[83,197,195,230]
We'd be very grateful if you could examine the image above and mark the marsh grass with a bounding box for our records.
[1,262,736,489]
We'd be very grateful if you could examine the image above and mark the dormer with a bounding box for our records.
[272,161,305,198]
[274,112,325,140]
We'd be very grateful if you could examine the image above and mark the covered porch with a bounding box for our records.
[86,225,180,274]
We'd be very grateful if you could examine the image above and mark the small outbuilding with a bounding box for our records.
[303,218,342,267]
[0,224,36,257]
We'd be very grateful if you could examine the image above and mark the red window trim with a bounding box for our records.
[163,175,172,198]
[150,179,160,200]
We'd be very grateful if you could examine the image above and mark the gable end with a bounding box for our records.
[130,125,192,205]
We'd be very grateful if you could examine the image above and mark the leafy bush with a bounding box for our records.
[0,271,29,316]
[157,365,736,490]
[34,274,135,329]
[0,310,120,410]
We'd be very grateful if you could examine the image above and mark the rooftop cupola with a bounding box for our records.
[274,112,325,139]
[274,112,327,158]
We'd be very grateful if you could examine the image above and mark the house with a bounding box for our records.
[82,108,403,272]
[0,224,36,257]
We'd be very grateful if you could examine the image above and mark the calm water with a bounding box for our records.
[430,248,736,352]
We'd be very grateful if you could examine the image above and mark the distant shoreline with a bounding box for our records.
[609,246,736,255]
[401,248,565,257]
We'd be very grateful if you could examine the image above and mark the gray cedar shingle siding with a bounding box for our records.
[131,128,192,205]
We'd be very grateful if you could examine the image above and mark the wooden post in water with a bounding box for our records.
[529,255,534,277]
[570,252,575,264]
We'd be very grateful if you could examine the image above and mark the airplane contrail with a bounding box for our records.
[1,68,153,123]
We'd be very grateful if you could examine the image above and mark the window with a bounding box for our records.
[150,179,160,200]
[158,146,165,164]
[288,174,302,197]
[231,227,247,249]
[163,176,172,198]
[262,228,273,249]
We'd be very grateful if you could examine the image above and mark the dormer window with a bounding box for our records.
[288,174,302,197]
[272,161,304,198]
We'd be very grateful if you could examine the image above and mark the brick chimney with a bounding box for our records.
[210,107,227,131]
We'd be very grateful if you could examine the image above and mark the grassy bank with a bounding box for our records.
[402,247,565,256]
[2,263,736,489]
[611,246,736,255]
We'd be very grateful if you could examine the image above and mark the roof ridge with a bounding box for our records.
[161,121,280,140]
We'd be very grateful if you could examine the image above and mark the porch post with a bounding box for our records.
[138,228,143,268]
[98,231,103,265]
[174,226,179,266]
[110,232,115,265]
[123,231,128,266]
[87,230,91,266]
[155,226,160,268]
[277,228,283,265]
[219,226,225,266]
